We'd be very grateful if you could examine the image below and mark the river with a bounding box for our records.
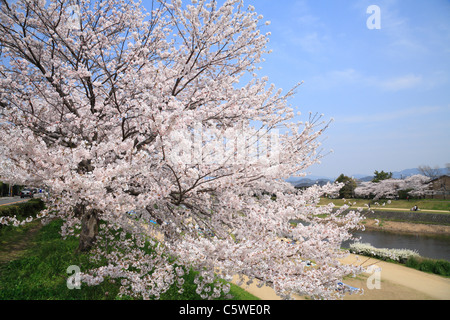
[343,230,450,261]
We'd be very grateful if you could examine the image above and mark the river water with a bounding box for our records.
[343,230,450,261]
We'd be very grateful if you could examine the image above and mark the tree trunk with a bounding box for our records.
[75,159,99,252]
[75,204,99,252]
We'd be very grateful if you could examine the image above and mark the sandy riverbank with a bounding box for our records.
[234,253,450,300]
[363,219,450,235]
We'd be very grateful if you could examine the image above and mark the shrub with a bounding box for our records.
[349,242,420,263]
[0,199,45,219]
[0,199,45,218]
[405,257,450,277]
[0,199,45,230]
[350,244,450,277]
[433,260,450,276]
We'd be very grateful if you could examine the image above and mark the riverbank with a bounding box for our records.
[320,198,450,212]
[363,219,450,235]
[361,209,450,226]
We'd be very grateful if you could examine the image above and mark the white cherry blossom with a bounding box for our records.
[0,0,364,300]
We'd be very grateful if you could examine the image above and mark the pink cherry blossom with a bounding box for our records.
[0,0,364,300]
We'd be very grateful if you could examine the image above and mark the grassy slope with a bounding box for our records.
[319,198,450,212]
[0,219,258,300]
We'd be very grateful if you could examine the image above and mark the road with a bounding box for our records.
[0,196,31,207]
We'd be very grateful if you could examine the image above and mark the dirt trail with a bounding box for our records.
[0,222,43,265]
[341,254,450,300]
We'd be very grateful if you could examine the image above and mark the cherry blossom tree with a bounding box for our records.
[0,0,364,300]
[363,178,404,200]
[353,181,374,199]
[354,175,431,200]
[403,174,431,198]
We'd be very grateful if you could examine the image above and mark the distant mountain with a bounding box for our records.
[286,167,448,186]
[349,169,424,181]
[286,176,330,185]
[352,167,448,182]
[355,176,373,182]
[286,175,331,183]
[348,174,372,180]
[391,168,422,179]
[287,177,333,188]
[393,167,447,178]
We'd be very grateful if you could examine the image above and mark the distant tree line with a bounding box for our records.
[0,181,22,197]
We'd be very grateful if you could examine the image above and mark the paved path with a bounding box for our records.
[324,205,449,214]
[369,207,449,213]
[0,197,30,207]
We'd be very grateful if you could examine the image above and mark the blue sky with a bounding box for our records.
[244,0,450,178]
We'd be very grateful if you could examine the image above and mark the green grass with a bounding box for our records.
[0,219,259,300]
[405,256,450,277]
[0,220,119,300]
[319,198,450,212]
[0,221,43,265]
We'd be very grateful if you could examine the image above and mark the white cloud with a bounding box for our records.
[308,68,361,89]
[273,0,331,55]
[308,69,426,92]
[293,32,326,54]
[378,74,423,91]
[337,105,447,124]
